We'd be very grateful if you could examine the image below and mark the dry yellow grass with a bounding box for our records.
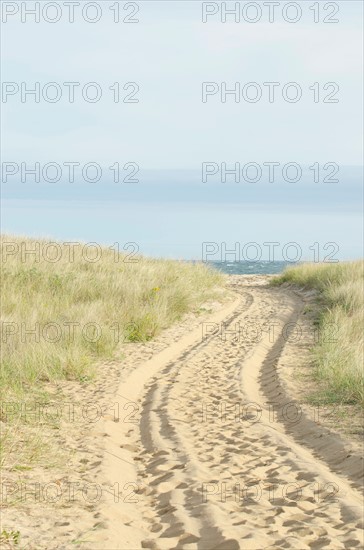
[1,236,226,471]
[272,261,364,406]
[0,235,224,401]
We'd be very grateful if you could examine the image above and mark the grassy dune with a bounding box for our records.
[272,261,364,406]
[0,235,224,401]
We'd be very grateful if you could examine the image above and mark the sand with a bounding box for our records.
[2,276,363,549]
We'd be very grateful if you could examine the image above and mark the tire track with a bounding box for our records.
[136,279,363,549]
[138,291,254,549]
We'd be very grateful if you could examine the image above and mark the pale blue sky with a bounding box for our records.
[1,1,363,259]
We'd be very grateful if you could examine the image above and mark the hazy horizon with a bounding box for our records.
[1,1,363,260]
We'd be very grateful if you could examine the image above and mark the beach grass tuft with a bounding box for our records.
[0,235,224,400]
[272,261,364,406]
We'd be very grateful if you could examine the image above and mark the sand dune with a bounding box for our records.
[91,276,363,549]
[3,276,363,549]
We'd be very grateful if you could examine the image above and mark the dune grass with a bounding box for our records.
[272,261,364,406]
[0,235,224,403]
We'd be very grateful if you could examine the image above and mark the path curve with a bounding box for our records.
[92,277,363,550]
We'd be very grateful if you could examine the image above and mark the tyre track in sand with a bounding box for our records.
[94,277,363,550]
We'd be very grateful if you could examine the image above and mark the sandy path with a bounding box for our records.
[90,277,363,550]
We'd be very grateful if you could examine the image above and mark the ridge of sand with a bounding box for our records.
[89,276,363,549]
[90,293,242,548]
[3,276,363,549]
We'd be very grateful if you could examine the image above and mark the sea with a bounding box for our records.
[1,168,362,263]
[208,261,291,275]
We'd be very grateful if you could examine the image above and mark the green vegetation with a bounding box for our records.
[0,529,20,547]
[0,235,224,401]
[272,261,364,406]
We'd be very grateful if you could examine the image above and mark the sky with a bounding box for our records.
[1,1,363,260]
